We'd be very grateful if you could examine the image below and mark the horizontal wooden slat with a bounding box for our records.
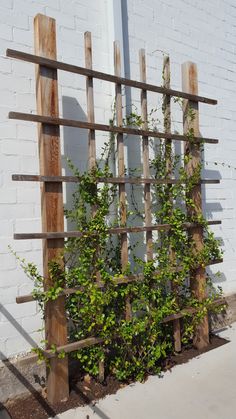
[16,269,183,304]
[12,174,220,185]
[14,220,221,240]
[9,112,219,144]
[16,258,223,304]
[6,49,217,105]
[43,337,103,358]
[16,294,40,304]
[162,298,225,323]
[162,308,195,322]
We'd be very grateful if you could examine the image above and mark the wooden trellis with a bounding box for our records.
[7,14,223,403]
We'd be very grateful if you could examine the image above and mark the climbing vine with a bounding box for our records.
[14,91,225,383]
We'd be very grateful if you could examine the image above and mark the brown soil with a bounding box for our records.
[3,334,228,419]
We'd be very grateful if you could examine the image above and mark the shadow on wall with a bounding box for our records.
[121,0,146,264]
[61,94,146,265]
[60,1,160,264]
[61,96,88,231]
[201,146,225,284]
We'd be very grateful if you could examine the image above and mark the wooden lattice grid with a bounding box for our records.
[6,14,223,403]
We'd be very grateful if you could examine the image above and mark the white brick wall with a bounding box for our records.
[0,0,114,359]
[1,0,236,358]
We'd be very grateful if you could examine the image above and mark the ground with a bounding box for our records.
[52,323,236,419]
[1,323,235,419]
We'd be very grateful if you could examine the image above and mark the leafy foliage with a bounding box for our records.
[15,98,225,383]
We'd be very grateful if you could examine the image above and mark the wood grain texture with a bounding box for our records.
[34,14,69,403]
[163,55,181,352]
[14,220,221,239]
[85,31,96,170]
[114,41,131,321]
[139,49,153,260]
[182,62,209,350]
[9,111,219,144]
[6,48,217,105]
[43,337,103,358]
[12,174,220,184]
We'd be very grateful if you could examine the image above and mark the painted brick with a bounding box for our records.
[1,301,37,322]
[0,90,16,108]
[13,27,32,46]
[13,0,46,17]
[0,188,16,204]
[16,187,39,204]
[0,57,12,74]
[21,314,43,333]
[1,219,13,237]
[0,9,29,30]
[0,287,18,305]
[0,253,16,271]
[0,0,13,9]
[0,23,12,41]
[1,139,36,156]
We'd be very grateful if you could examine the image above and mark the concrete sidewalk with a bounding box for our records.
[52,323,236,419]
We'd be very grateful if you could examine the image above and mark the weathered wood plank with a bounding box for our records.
[34,13,69,403]
[85,31,96,170]
[182,61,209,350]
[9,111,219,144]
[114,41,131,321]
[13,220,221,240]
[6,48,217,105]
[162,298,225,323]
[43,337,104,358]
[139,49,153,260]
[163,55,181,352]
[12,174,220,184]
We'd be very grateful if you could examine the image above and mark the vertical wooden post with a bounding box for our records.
[84,31,96,171]
[182,62,209,349]
[84,31,104,382]
[34,14,69,403]
[163,56,181,352]
[139,49,153,261]
[114,41,131,321]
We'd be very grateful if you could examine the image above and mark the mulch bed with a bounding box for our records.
[3,334,228,419]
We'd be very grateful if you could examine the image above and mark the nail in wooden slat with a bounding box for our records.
[34,14,69,403]
[182,62,209,349]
